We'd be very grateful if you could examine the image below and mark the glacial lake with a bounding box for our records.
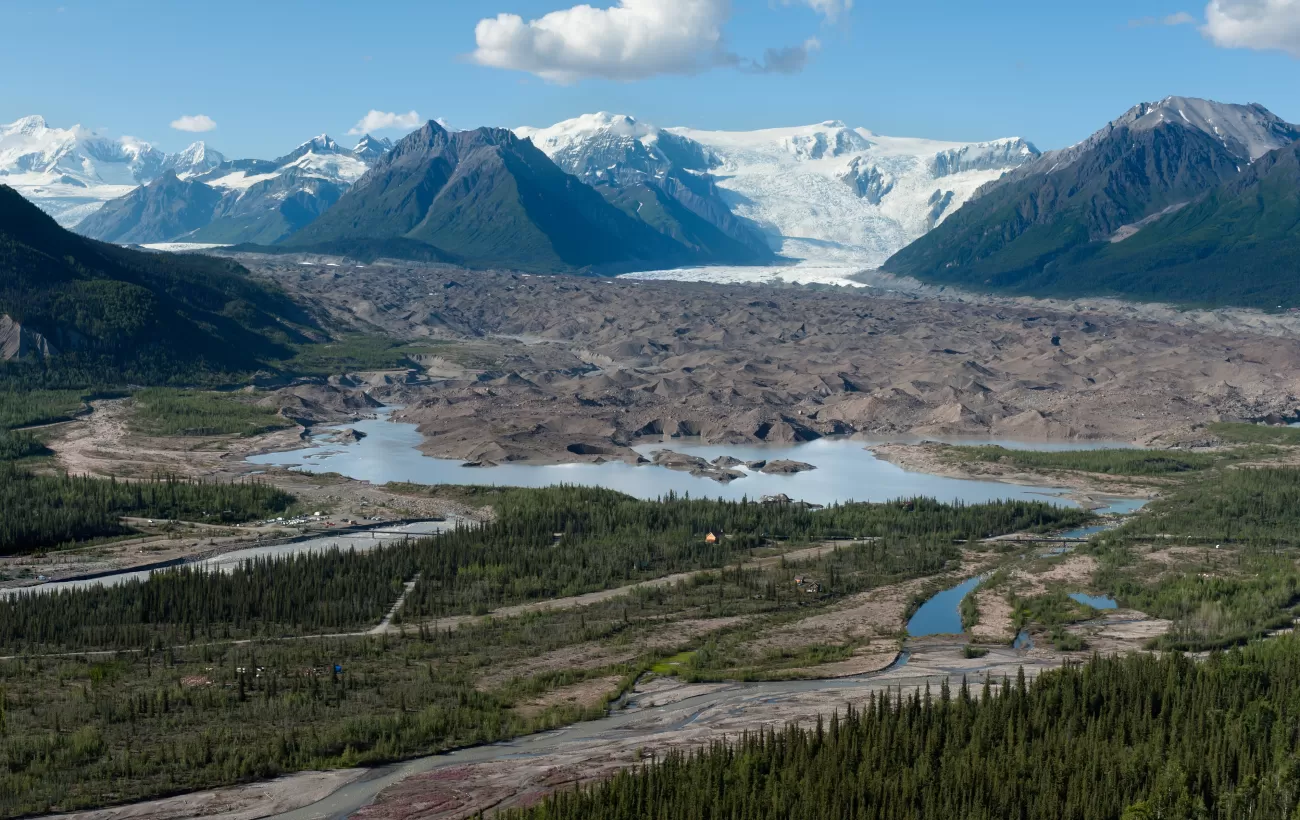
[246,410,1137,509]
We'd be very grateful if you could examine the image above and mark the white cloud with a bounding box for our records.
[471,0,736,83]
[785,0,853,23]
[1203,0,1300,56]
[347,109,423,135]
[170,114,216,133]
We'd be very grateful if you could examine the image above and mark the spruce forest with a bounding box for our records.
[508,640,1300,820]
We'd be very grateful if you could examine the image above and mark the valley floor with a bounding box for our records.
[12,261,1300,819]
[225,255,1300,468]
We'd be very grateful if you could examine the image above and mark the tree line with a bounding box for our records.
[0,468,293,556]
[509,637,1300,820]
[0,487,1089,652]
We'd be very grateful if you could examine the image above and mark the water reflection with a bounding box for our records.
[907,576,982,637]
[1069,592,1119,610]
[247,412,1099,509]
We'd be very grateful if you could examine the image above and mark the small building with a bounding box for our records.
[705,531,721,544]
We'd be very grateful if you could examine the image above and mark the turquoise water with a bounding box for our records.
[1070,592,1119,610]
[1095,498,1148,515]
[1059,525,1109,539]
[907,576,982,637]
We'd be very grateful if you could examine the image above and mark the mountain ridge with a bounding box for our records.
[76,132,380,246]
[285,120,709,273]
[883,96,1300,308]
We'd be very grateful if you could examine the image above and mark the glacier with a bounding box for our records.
[518,114,1039,285]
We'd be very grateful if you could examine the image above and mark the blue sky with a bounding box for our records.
[3,0,1299,158]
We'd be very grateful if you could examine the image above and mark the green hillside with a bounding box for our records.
[285,121,698,273]
[0,185,315,387]
[884,108,1300,308]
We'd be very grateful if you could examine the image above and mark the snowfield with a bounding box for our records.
[667,120,1036,270]
[0,115,222,227]
[517,114,1038,285]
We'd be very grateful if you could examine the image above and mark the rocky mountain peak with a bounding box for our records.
[1118,96,1300,161]
[352,134,393,160]
[7,115,49,135]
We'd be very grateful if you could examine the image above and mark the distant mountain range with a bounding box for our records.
[5,112,1041,274]
[883,97,1300,308]
[0,115,224,226]
[9,100,1300,304]
[76,133,382,245]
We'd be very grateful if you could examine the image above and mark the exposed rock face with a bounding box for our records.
[0,314,57,361]
[760,459,816,475]
[839,157,894,205]
[930,138,1039,178]
[257,383,383,427]
[650,450,745,483]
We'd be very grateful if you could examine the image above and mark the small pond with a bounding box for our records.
[1069,592,1119,610]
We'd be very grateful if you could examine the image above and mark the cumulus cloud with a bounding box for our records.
[1128,11,1198,26]
[170,114,216,133]
[746,37,821,74]
[347,109,422,135]
[1203,0,1300,56]
[471,0,735,83]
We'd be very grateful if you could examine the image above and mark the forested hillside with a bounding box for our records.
[0,185,316,388]
[509,640,1300,820]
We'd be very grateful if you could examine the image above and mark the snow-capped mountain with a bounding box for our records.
[517,112,719,183]
[516,113,771,262]
[0,115,232,227]
[663,120,1040,269]
[883,96,1300,301]
[352,134,393,162]
[161,141,226,178]
[1010,96,1300,185]
[0,115,160,226]
[78,133,387,245]
[515,113,1039,274]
